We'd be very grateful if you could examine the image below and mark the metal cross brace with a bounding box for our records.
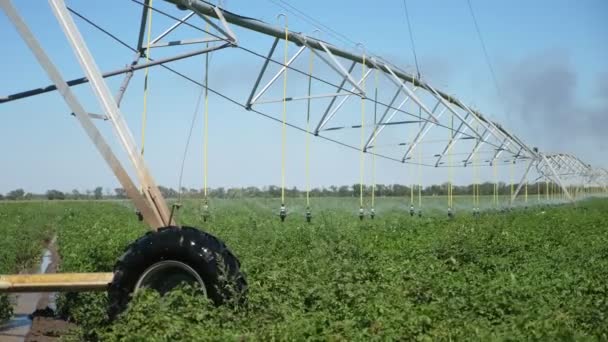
[1,0,168,228]
[49,0,173,226]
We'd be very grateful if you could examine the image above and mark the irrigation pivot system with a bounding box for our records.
[1,0,606,314]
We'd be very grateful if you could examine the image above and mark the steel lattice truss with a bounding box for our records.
[1,0,606,225]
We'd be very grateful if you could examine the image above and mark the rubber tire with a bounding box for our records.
[107,226,247,319]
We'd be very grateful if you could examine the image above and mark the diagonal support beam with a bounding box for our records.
[246,37,279,109]
[458,101,514,153]
[402,104,447,161]
[511,157,536,203]
[314,61,357,134]
[248,45,306,106]
[364,88,420,151]
[48,0,173,226]
[384,64,439,123]
[116,11,197,107]
[315,67,373,131]
[540,153,574,202]
[425,84,484,140]
[464,125,492,165]
[490,138,510,166]
[434,113,474,167]
[1,0,164,228]
[316,41,365,95]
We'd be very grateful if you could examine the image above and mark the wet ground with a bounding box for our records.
[0,238,77,341]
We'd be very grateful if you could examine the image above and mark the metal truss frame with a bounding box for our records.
[2,0,604,218]
[1,0,237,228]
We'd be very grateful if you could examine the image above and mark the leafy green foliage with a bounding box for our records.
[1,198,607,340]
[0,295,11,321]
[0,202,59,321]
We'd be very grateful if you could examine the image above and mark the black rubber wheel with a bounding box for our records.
[107,226,247,319]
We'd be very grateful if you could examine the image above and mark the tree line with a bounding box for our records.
[0,182,583,201]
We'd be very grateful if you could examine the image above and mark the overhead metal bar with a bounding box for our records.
[1,43,229,104]
[322,120,424,132]
[254,92,352,105]
[164,0,481,116]
[149,37,221,48]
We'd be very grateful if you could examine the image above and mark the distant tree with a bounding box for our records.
[226,187,243,199]
[352,183,362,197]
[114,188,127,199]
[94,186,103,200]
[376,184,387,197]
[244,186,261,197]
[392,184,408,197]
[338,185,350,197]
[158,186,178,198]
[6,188,25,200]
[24,193,33,200]
[267,185,281,198]
[0,194,3,200]
[189,188,199,198]
[46,189,66,200]
[213,187,226,198]
[72,189,81,200]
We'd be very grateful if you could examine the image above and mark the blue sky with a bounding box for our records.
[1,0,606,194]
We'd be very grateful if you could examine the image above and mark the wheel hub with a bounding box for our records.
[134,260,206,296]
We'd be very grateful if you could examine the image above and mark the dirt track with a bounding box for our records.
[0,237,77,341]
[25,237,76,342]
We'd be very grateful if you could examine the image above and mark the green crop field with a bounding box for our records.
[1,197,608,340]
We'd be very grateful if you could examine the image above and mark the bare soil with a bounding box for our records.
[24,238,77,342]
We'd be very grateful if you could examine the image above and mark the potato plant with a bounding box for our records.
[1,198,607,340]
[0,202,59,320]
[55,198,608,340]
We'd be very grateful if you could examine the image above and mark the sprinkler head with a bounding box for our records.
[279,204,287,222]
[135,210,143,222]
